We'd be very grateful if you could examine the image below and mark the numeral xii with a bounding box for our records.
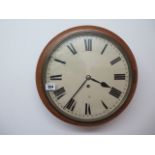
[84,39,92,51]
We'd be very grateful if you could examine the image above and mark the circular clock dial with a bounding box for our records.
[36,26,137,125]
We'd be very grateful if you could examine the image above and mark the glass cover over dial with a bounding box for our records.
[42,32,132,123]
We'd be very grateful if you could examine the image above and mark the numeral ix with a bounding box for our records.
[50,75,62,80]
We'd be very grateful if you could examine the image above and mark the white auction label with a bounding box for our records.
[45,83,56,91]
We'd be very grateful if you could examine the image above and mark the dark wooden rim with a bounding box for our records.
[36,25,138,126]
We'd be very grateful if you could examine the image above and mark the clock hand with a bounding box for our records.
[72,79,87,98]
[90,78,111,88]
[67,76,89,104]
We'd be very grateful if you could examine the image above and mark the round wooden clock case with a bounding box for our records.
[36,26,137,126]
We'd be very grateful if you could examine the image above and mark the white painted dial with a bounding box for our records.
[43,33,131,122]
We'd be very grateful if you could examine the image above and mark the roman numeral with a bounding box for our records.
[110,57,121,65]
[53,87,65,100]
[109,87,122,98]
[54,58,66,64]
[67,43,77,55]
[101,100,108,109]
[84,39,92,51]
[101,44,108,55]
[114,74,125,80]
[64,98,76,111]
[50,75,62,80]
[85,103,91,115]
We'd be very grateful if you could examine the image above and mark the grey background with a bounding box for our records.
[0,20,155,134]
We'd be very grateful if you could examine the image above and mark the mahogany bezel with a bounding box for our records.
[36,26,138,126]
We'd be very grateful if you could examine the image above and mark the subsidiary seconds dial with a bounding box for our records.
[36,26,137,125]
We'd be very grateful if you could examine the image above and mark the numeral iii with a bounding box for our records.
[114,74,125,80]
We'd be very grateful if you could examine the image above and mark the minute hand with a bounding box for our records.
[70,78,88,99]
[90,78,111,88]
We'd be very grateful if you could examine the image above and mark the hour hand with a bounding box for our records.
[90,78,111,88]
[100,82,110,88]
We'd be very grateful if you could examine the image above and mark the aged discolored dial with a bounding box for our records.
[36,26,137,125]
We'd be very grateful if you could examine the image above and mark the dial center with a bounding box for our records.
[86,75,91,80]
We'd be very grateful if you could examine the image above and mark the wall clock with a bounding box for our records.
[36,26,137,126]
